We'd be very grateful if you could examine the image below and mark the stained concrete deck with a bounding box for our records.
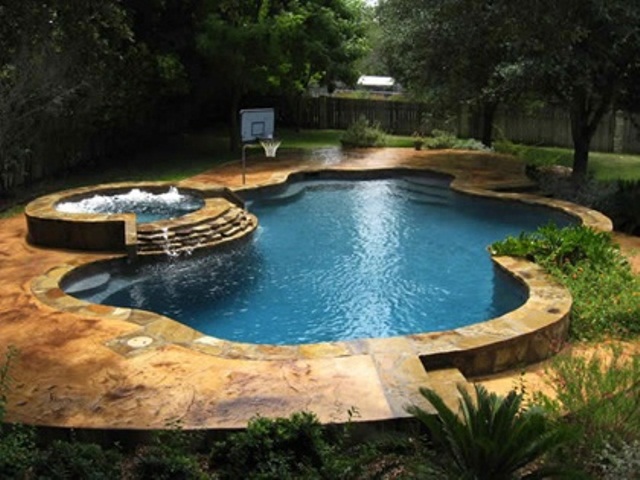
[0,148,619,430]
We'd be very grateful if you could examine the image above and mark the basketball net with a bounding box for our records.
[259,137,281,158]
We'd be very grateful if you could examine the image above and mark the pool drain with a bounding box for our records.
[126,336,154,348]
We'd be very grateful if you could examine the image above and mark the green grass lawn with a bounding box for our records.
[502,144,640,181]
[3,128,640,219]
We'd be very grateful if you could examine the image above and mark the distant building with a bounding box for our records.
[353,76,402,97]
[356,75,396,90]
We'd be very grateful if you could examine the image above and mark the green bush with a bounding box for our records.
[490,224,640,340]
[33,440,123,480]
[0,424,36,480]
[209,412,354,480]
[131,426,207,480]
[131,445,205,480]
[0,347,36,480]
[534,348,640,476]
[425,130,488,151]
[340,116,387,148]
[407,384,575,479]
[601,179,640,235]
[425,129,459,149]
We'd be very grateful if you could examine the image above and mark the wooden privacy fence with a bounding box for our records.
[297,96,640,154]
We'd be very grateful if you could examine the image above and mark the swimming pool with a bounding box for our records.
[66,176,576,345]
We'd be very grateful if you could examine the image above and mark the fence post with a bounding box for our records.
[458,105,470,138]
[613,110,625,153]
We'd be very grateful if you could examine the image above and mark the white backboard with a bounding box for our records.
[240,108,275,143]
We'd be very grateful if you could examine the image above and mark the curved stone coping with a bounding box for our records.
[24,181,248,254]
[29,164,609,376]
[33,252,570,378]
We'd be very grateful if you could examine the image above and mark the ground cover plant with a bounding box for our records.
[490,224,640,340]
[534,348,640,478]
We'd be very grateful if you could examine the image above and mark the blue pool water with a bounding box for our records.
[68,177,576,345]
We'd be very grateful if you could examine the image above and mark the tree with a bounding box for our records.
[378,0,640,176]
[516,0,640,179]
[197,0,367,149]
[0,1,135,192]
[378,0,525,147]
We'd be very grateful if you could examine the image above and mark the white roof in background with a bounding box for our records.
[357,75,395,87]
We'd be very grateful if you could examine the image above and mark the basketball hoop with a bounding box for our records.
[239,108,280,185]
[259,137,281,158]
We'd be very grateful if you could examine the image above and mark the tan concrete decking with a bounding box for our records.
[0,148,615,430]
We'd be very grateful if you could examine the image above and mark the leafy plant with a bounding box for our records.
[340,116,387,148]
[131,445,206,480]
[425,129,458,149]
[490,224,640,339]
[602,179,640,235]
[0,348,36,480]
[33,439,123,480]
[533,348,640,476]
[407,384,575,480]
[425,129,488,151]
[131,424,207,480]
[209,411,354,480]
[0,424,36,480]
[490,224,621,269]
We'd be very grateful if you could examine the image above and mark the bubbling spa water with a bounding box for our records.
[56,187,204,223]
[67,177,577,345]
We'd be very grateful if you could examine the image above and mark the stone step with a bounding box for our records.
[135,211,256,256]
[371,350,470,418]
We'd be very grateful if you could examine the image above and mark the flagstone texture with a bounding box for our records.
[0,148,619,431]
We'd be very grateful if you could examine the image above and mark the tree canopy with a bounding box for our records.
[518,0,640,177]
[0,0,368,192]
[377,0,640,175]
[197,0,367,148]
[378,0,525,146]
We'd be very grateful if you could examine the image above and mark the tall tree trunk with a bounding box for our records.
[569,90,611,180]
[569,100,592,180]
[481,102,497,148]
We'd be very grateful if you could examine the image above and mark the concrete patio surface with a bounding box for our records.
[0,148,625,431]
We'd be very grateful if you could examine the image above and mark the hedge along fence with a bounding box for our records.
[296,96,640,154]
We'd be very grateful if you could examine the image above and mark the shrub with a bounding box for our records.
[0,347,37,479]
[340,116,387,148]
[131,445,205,480]
[0,424,36,479]
[490,224,640,340]
[131,426,207,480]
[407,384,574,479]
[600,179,640,235]
[33,439,123,480]
[533,348,640,476]
[209,412,354,480]
[425,129,458,149]
[425,130,488,151]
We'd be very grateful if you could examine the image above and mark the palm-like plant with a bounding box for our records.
[407,384,575,479]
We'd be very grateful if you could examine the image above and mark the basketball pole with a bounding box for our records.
[241,143,249,185]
